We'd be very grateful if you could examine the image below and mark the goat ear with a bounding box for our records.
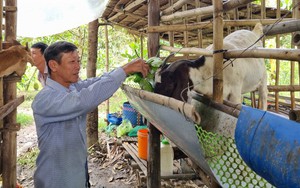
[192,56,205,68]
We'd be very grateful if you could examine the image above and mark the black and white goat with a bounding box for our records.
[154,23,268,110]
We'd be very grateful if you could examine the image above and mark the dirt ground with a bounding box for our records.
[16,123,207,188]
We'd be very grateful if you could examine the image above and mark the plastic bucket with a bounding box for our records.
[137,129,148,160]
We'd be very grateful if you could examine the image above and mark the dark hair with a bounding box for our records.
[31,42,48,54]
[44,41,78,75]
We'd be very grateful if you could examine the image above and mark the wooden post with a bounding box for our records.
[3,0,17,187]
[105,24,110,125]
[86,19,99,147]
[212,0,224,103]
[147,0,161,187]
[5,0,16,42]
[211,1,224,187]
[292,0,300,110]
[0,0,3,50]
[296,0,300,92]
[2,76,20,188]
[0,77,2,176]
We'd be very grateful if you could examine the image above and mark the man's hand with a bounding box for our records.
[122,58,150,78]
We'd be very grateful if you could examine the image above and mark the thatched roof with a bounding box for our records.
[101,0,292,47]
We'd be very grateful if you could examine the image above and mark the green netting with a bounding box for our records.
[195,124,274,188]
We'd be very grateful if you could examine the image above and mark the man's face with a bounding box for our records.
[31,48,45,67]
[52,51,81,87]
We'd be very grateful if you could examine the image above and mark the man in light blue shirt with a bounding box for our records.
[32,41,149,188]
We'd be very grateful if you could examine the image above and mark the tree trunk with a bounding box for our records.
[86,19,99,147]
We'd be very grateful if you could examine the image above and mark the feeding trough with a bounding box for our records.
[122,84,300,187]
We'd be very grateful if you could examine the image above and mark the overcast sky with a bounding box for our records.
[17,0,108,38]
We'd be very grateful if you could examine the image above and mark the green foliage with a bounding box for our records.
[17,113,34,127]
[17,147,39,168]
[281,0,293,10]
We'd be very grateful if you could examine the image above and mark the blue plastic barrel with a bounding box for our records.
[235,105,300,187]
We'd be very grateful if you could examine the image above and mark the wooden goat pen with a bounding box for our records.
[102,0,300,113]
[150,0,300,113]
[101,0,300,187]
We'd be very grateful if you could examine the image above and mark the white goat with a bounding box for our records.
[154,23,268,110]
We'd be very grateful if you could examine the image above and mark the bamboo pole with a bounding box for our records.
[268,85,300,92]
[168,0,175,50]
[296,0,300,95]
[161,5,213,22]
[109,0,146,21]
[291,0,297,110]
[161,45,300,62]
[291,48,296,110]
[122,85,201,124]
[160,45,212,56]
[161,0,193,15]
[223,0,254,11]
[261,0,266,20]
[275,0,281,112]
[296,0,300,111]
[212,0,224,109]
[105,25,110,125]
[147,0,161,187]
[183,3,189,58]
[140,34,143,59]
[233,6,239,31]
[223,47,300,61]
[147,18,294,33]
[264,20,300,36]
[292,0,300,110]
[195,0,203,48]
[161,0,255,22]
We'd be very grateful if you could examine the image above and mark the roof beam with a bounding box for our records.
[109,0,146,21]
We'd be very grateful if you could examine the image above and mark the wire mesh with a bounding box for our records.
[195,124,273,188]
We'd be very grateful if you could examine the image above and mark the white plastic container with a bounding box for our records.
[160,138,174,176]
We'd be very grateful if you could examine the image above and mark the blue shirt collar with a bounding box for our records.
[46,77,74,92]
